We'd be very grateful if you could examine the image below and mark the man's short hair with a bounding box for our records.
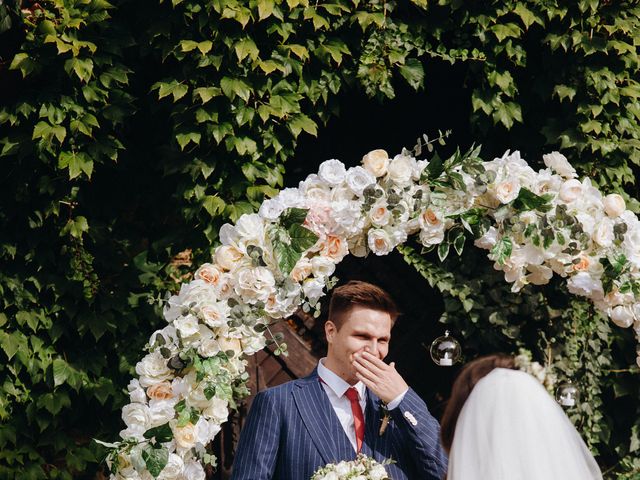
[327,280,400,329]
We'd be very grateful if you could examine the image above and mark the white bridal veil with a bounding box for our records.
[447,368,603,480]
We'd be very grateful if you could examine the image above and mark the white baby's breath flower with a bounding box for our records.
[543,152,577,179]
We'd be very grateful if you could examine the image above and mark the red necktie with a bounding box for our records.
[345,387,365,452]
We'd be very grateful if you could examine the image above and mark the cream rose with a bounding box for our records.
[200,301,230,328]
[559,179,583,203]
[218,337,243,356]
[603,193,625,218]
[592,218,614,247]
[610,305,634,328]
[148,398,176,427]
[369,200,390,227]
[147,381,173,401]
[174,314,199,337]
[321,235,348,262]
[202,397,229,424]
[234,266,276,304]
[135,352,173,387]
[214,245,245,271]
[290,257,313,282]
[362,149,389,177]
[494,179,521,204]
[311,256,336,278]
[387,154,413,185]
[174,422,197,450]
[368,228,393,255]
[195,263,223,286]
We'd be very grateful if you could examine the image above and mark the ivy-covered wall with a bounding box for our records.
[0,0,639,478]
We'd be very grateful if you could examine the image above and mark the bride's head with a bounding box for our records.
[440,354,517,452]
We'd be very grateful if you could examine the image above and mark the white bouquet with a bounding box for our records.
[311,454,392,480]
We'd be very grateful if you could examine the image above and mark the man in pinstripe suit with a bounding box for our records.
[231,281,448,479]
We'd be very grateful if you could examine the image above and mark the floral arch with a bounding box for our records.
[102,146,640,479]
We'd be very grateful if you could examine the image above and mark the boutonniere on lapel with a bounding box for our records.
[378,400,391,436]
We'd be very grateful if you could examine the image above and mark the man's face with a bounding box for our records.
[324,306,392,384]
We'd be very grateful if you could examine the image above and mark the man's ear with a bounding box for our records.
[325,320,337,344]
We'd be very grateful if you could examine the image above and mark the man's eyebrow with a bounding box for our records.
[352,330,390,340]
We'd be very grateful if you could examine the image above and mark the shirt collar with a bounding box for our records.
[318,358,366,400]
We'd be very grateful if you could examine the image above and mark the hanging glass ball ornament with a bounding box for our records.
[555,380,580,408]
[430,330,461,367]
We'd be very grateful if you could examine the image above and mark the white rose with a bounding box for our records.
[362,149,389,177]
[174,314,200,337]
[300,175,332,202]
[311,256,336,278]
[174,423,197,450]
[214,245,246,272]
[369,200,390,227]
[321,473,339,480]
[194,417,222,446]
[318,159,347,186]
[592,218,614,247]
[235,213,266,247]
[202,397,229,423]
[259,197,286,220]
[387,154,414,185]
[277,187,304,209]
[494,179,521,204]
[234,266,276,304]
[419,224,445,247]
[346,166,376,196]
[157,454,183,480]
[567,272,604,300]
[200,301,230,328]
[127,379,147,404]
[526,264,553,285]
[474,227,498,250]
[559,179,583,203]
[610,305,634,328]
[148,398,177,427]
[370,464,388,480]
[219,223,239,246]
[368,228,393,255]
[303,277,326,304]
[242,332,267,354]
[120,403,151,439]
[335,462,350,476]
[543,152,577,179]
[183,460,206,480]
[115,465,142,480]
[198,335,221,357]
[603,193,625,218]
[136,352,173,387]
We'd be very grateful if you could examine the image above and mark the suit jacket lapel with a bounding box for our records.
[292,370,342,464]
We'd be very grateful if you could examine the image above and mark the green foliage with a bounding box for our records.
[1,0,640,478]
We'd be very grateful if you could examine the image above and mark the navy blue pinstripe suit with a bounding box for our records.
[231,368,447,479]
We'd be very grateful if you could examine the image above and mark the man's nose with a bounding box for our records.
[366,340,379,356]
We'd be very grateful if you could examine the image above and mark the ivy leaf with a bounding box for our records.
[512,188,553,212]
[235,38,260,62]
[398,58,425,90]
[288,114,317,137]
[437,241,450,262]
[144,423,173,443]
[453,231,466,256]
[491,237,513,265]
[288,223,318,252]
[142,446,169,478]
[279,208,309,228]
[202,196,226,216]
[53,358,71,387]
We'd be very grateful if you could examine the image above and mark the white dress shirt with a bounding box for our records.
[317,358,407,452]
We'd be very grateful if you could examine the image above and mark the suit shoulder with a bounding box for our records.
[256,378,299,399]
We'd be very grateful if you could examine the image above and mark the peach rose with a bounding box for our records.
[321,235,348,262]
[290,257,312,282]
[573,256,590,272]
[362,149,389,177]
[147,381,174,401]
[195,263,223,285]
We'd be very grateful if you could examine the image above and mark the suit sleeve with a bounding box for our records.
[389,388,448,480]
[230,390,281,480]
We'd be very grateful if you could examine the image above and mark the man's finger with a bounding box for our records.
[353,359,379,383]
[356,352,386,374]
[355,372,377,392]
[362,351,389,370]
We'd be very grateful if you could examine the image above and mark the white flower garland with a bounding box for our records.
[311,454,392,480]
[102,146,640,479]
